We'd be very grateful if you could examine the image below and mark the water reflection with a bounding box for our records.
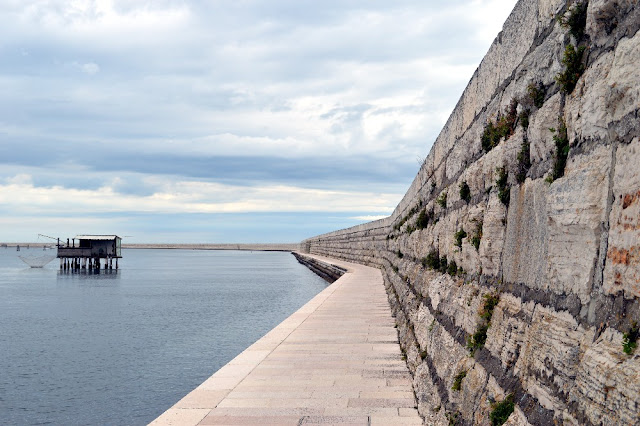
[57,268,120,279]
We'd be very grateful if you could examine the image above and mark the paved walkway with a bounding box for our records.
[151,254,421,425]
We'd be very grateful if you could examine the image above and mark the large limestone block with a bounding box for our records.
[566,30,640,143]
[503,179,549,290]
[604,139,640,298]
[413,362,448,425]
[565,51,614,143]
[608,30,640,126]
[546,145,613,303]
[569,327,640,425]
[461,362,491,425]
[499,0,540,84]
[538,0,564,23]
[513,305,592,414]
[446,130,477,182]
[587,0,640,49]
[528,93,562,166]
[485,293,532,371]
[480,194,507,277]
[458,205,484,275]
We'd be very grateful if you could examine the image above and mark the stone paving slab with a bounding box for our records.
[150,254,420,425]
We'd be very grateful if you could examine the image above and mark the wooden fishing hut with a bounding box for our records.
[57,235,122,270]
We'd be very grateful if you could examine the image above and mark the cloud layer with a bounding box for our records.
[0,0,516,242]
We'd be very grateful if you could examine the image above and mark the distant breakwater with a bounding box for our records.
[122,243,299,251]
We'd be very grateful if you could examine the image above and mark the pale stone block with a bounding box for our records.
[604,139,640,297]
[503,178,549,291]
[569,327,640,425]
[546,145,612,303]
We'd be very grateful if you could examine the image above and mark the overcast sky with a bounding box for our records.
[0,0,517,243]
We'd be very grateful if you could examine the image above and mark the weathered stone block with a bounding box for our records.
[604,139,640,298]
[480,194,507,277]
[569,327,640,425]
[512,304,590,414]
[528,93,562,167]
[503,179,549,291]
[565,51,614,143]
[546,144,612,303]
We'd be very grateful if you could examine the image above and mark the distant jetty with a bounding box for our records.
[122,243,299,251]
[2,243,299,252]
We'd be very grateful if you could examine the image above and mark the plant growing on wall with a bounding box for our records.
[447,260,458,276]
[516,140,531,183]
[437,191,448,209]
[547,119,570,182]
[416,209,432,229]
[482,120,501,152]
[490,394,515,425]
[454,227,467,249]
[481,100,519,152]
[557,1,588,40]
[623,322,639,355]
[519,109,530,129]
[556,44,587,94]
[446,411,461,426]
[467,292,500,355]
[470,220,483,251]
[439,256,449,274]
[467,324,489,355]
[452,370,467,391]
[422,249,440,270]
[527,82,546,109]
[496,167,510,206]
[459,181,471,203]
[480,292,500,321]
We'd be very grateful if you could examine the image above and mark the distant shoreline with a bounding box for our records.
[1,242,299,252]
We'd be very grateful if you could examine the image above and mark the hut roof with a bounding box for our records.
[75,235,120,240]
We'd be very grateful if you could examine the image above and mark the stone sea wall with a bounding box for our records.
[302,0,640,424]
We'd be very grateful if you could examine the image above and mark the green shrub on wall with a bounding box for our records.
[437,192,447,209]
[547,119,570,183]
[454,227,467,249]
[623,322,639,355]
[452,370,467,391]
[527,82,546,109]
[496,167,510,206]
[481,100,518,152]
[416,209,432,230]
[557,1,588,40]
[459,181,471,203]
[422,250,440,270]
[490,394,515,426]
[470,220,483,251]
[556,44,586,94]
[516,140,531,183]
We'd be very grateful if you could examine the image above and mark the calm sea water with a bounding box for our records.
[0,248,328,425]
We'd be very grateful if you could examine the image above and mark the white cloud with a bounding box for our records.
[81,62,100,74]
[0,177,400,215]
